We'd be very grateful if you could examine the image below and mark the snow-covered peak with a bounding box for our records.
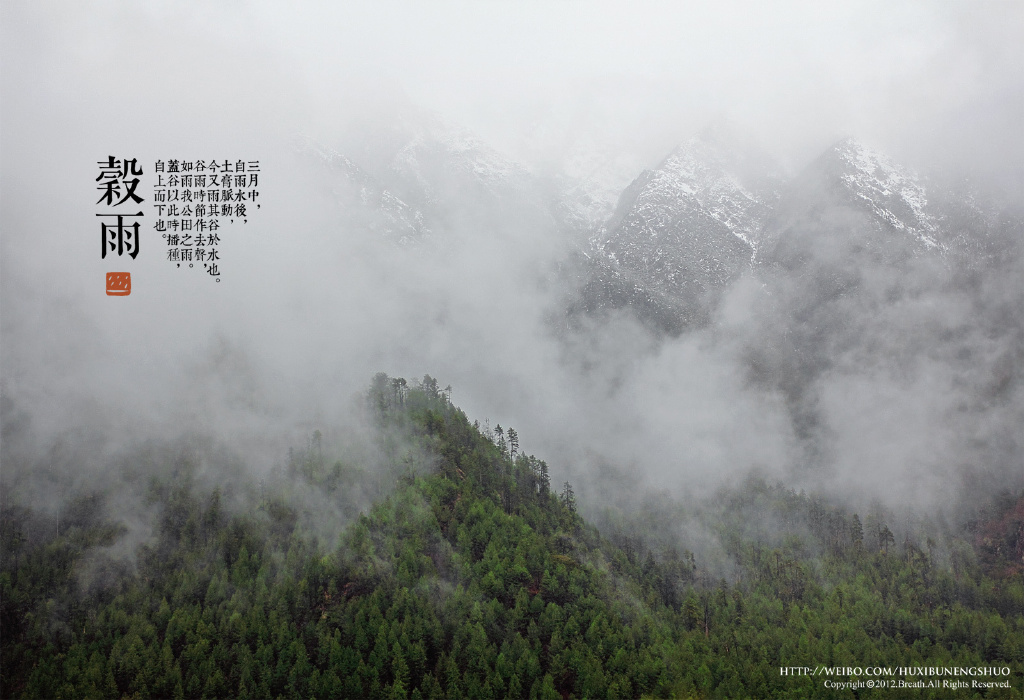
[599,128,782,257]
[390,113,531,196]
[578,126,783,315]
[296,136,430,245]
[557,140,643,236]
[831,138,942,250]
[656,137,775,249]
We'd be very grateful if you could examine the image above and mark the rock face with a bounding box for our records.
[301,114,1017,349]
[758,138,944,275]
[569,124,783,332]
[570,130,1019,337]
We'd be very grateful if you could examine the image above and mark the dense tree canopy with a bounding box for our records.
[2,375,1022,698]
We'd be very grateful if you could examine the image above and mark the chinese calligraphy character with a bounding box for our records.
[96,156,144,206]
[98,213,143,259]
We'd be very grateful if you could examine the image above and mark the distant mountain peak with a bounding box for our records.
[391,116,530,192]
[566,124,785,332]
[594,123,784,267]
[828,138,942,250]
[644,131,781,253]
[296,136,431,245]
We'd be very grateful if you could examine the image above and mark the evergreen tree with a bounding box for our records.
[507,428,519,459]
[878,523,895,554]
[560,482,576,513]
[851,513,864,550]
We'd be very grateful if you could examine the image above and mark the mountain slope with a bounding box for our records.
[303,138,431,245]
[3,376,1022,699]
[598,127,781,289]
[757,138,945,273]
[565,125,783,335]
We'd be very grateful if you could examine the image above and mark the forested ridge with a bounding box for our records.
[1,376,1022,699]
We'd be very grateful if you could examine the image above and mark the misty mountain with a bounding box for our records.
[744,138,1024,485]
[303,139,432,246]
[302,110,564,247]
[543,125,1024,501]
[751,136,1021,373]
[598,123,782,288]
[306,115,1016,351]
[558,128,1023,344]
[298,114,1021,482]
[561,124,783,334]
[758,138,944,272]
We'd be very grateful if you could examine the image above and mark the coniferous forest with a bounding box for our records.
[1,376,1021,699]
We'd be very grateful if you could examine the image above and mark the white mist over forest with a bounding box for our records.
[3,1,1023,528]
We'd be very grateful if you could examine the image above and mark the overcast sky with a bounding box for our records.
[5,2,1023,171]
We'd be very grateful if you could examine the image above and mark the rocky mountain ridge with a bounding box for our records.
[298,115,1015,339]
[573,129,1013,334]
